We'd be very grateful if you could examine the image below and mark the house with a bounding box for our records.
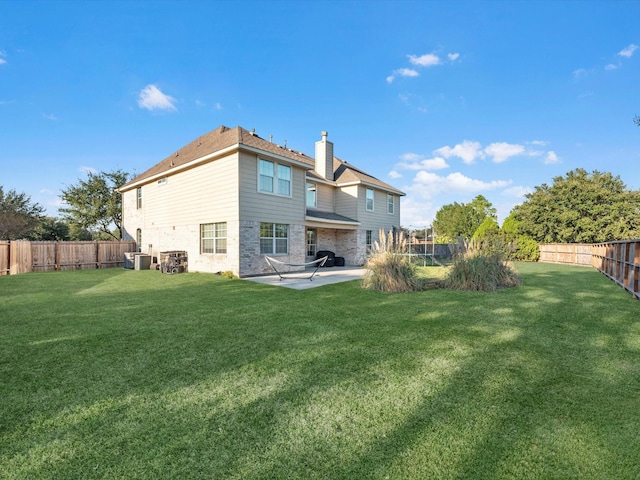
[119,126,405,277]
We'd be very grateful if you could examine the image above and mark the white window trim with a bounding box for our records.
[258,158,292,198]
[201,222,228,254]
[366,188,374,212]
[387,194,394,215]
[260,222,289,255]
[306,182,317,208]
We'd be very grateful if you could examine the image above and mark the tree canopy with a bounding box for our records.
[59,170,130,241]
[433,195,497,242]
[513,168,640,243]
[0,186,45,240]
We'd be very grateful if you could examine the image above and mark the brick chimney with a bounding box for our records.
[314,131,334,180]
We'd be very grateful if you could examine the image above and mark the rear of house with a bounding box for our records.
[119,126,404,277]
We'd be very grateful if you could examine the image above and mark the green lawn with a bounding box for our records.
[1,263,639,479]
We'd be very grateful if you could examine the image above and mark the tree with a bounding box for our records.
[433,195,497,242]
[0,186,45,240]
[30,217,70,241]
[634,115,640,127]
[513,168,640,243]
[60,170,130,241]
[472,217,500,241]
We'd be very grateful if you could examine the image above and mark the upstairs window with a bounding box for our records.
[387,194,394,214]
[259,159,291,196]
[259,159,274,193]
[136,187,142,209]
[366,188,374,211]
[306,182,317,207]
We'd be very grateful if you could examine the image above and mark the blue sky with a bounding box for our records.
[1,0,639,228]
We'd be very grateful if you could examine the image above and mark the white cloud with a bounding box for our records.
[435,140,484,164]
[618,44,638,58]
[0,50,6,65]
[605,63,619,71]
[386,68,420,83]
[502,186,532,198]
[544,151,560,164]
[398,155,450,171]
[447,52,460,61]
[408,53,441,67]
[484,142,525,163]
[388,170,402,179]
[412,171,511,196]
[43,113,58,121]
[137,84,177,111]
[215,102,222,110]
[528,140,549,146]
[80,166,97,175]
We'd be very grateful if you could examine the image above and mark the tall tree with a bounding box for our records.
[0,186,45,240]
[433,195,497,242]
[59,170,130,241]
[513,168,640,243]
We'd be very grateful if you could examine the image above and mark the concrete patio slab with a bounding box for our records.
[244,266,366,290]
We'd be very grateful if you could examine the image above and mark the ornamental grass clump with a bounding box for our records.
[362,230,422,292]
[441,246,521,292]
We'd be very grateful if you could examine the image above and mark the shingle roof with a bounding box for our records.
[120,125,404,196]
[121,125,314,190]
[306,209,359,224]
[332,157,404,195]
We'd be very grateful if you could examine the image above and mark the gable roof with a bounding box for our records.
[120,125,315,191]
[120,125,404,196]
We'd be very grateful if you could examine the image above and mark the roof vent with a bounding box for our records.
[250,128,256,136]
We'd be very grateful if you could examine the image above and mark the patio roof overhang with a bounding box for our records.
[305,210,360,230]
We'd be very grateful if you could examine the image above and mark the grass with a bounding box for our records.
[1,263,640,479]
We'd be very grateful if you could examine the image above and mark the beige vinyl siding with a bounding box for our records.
[315,182,334,211]
[356,186,401,231]
[335,185,358,219]
[238,151,306,224]
[142,153,240,229]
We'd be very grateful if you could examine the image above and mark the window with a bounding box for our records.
[306,228,317,256]
[136,228,142,252]
[260,222,288,254]
[277,164,291,196]
[366,230,373,250]
[387,194,394,214]
[136,187,142,209]
[259,159,291,196]
[306,182,317,208]
[201,222,227,254]
[366,188,374,211]
[259,159,274,193]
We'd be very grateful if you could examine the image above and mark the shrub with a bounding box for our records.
[362,230,422,292]
[510,235,540,262]
[440,249,520,292]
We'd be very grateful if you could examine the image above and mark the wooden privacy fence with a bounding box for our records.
[540,241,640,300]
[591,240,640,300]
[0,240,137,275]
[538,243,594,266]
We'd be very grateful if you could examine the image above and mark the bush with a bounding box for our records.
[510,235,540,262]
[362,230,422,292]
[440,250,520,292]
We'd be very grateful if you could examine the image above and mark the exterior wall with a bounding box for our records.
[238,151,307,224]
[121,153,242,275]
[335,185,358,219]
[355,186,401,232]
[314,182,334,211]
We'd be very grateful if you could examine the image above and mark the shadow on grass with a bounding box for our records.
[1,264,639,478]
